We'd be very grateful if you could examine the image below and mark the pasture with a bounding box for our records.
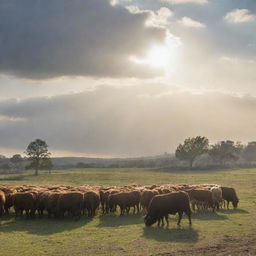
[0,168,255,256]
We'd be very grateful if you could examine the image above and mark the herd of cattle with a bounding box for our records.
[0,183,239,227]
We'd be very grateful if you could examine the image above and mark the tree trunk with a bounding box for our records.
[34,159,39,176]
[189,159,194,169]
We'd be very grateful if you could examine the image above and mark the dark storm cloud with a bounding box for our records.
[0,0,165,79]
[1,86,256,157]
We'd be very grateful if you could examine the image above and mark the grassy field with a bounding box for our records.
[0,168,255,256]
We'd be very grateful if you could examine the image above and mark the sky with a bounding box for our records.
[0,0,256,157]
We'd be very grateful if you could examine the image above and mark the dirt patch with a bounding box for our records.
[155,236,256,256]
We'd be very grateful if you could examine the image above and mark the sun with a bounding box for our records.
[130,44,172,70]
[129,31,181,73]
[144,45,172,68]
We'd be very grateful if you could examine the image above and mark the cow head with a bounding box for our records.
[144,214,157,227]
[232,198,239,208]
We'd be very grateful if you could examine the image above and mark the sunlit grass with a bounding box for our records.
[0,168,255,256]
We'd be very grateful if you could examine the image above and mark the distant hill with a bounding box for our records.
[51,153,175,168]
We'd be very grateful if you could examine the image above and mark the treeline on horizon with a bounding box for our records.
[1,136,256,173]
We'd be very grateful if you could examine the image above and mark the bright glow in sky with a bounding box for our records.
[130,44,173,69]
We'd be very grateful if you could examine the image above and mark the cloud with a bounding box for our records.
[1,85,256,157]
[146,7,173,28]
[126,6,173,28]
[0,0,168,79]
[161,0,208,5]
[224,9,256,24]
[179,17,206,28]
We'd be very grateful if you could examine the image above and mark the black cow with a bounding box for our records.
[144,191,192,227]
[221,187,239,209]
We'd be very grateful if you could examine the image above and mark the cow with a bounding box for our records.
[188,189,215,212]
[211,186,223,210]
[4,193,14,214]
[220,187,239,209]
[84,191,100,217]
[0,190,6,216]
[100,189,119,214]
[144,191,192,227]
[37,191,51,216]
[140,190,158,213]
[12,192,36,217]
[128,191,141,213]
[46,192,63,218]
[57,192,83,219]
[107,191,140,215]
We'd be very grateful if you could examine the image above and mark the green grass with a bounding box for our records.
[0,168,255,256]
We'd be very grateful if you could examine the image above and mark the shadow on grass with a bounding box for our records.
[0,214,92,235]
[98,213,143,227]
[218,208,249,214]
[143,226,198,242]
[191,211,228,220]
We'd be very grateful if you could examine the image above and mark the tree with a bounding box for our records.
[242,141,256,162]
[209,140,243,165]
[175,136,209,169]
[10,154,23,172]
[41,158,54,174]
[25,139,51,176]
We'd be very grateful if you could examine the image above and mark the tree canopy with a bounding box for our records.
[175,136,209,169]
[242,141,256,162]
[25,139,51,175]
[209,140,242,165]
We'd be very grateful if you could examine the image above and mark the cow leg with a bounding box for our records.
[120,206,124,216]
[165,215,169,227]
[187,211,192,226]
[161,216,165,226]
[137,204,140,213]
[4,206,9,215]
[191,202,195,212]
[227,201,229,209]
[177,211,183,226]
[25,209,30,218]
[157,218,161,227]
[14,208,18,216]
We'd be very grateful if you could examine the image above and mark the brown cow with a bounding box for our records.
[144,191,192,227]
[12,192,36,217]
[188,189,215,212]
[46,192,63,218]
[100,189,119,214]
[37,191,51,215]
[140,190,158,213]
[0,190,6,216]
[107,191,141,215]
[84,191,100,217]
[57,192,83,219]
